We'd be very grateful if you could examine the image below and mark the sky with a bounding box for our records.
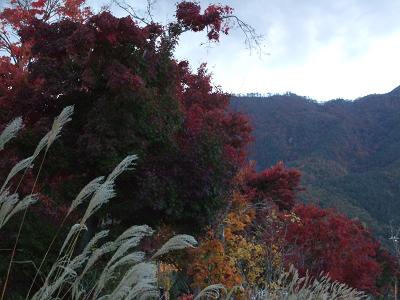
[95,0,400,101]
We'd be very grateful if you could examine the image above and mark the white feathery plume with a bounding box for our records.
[109,252,145,272]
[68,252,91,271]
[194,284,226,300]
[0,132,49,193]
[1,107,74,194]
[72,233,112,297]
[138,289,159,300]
[33,266,77,300]
[110,262,157,298]
[59,224,88,255]
[106,155,138,182]
[126,280,159,300]
[81,229,109,257]
[0,156,34,193]
[0,117,23,151]
[46,105,74,150]
[0,191,19,228]
[67,176,105,216]
[0,189,15,205]
[32,132,49,159]
[152,234,197,259]
[81,180,116,224]
[81,155,138,224]
[2,194,38,227]
[79,241,117,279]
[94,251,146,298]
[108,239,146,269]
[92,226,153,297]
[264,265,368,299]
[115,225,154,245]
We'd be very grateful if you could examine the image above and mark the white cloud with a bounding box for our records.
[173,0,400,101]
[92,0,400,101]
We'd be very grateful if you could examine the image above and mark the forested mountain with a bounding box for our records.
[231,87,400,241]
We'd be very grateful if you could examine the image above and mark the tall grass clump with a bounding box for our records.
[261,265,368,300]
[0,108,199,300]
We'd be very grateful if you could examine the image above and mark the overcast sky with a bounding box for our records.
[95,0,400,101]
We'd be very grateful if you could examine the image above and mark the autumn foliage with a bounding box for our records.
[186,161,394,296]
[0,0,251,233]
[285,204,382,293]
[0,0,397,298]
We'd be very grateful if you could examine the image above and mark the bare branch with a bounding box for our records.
[110,0,155,25]
[223,15,266,57]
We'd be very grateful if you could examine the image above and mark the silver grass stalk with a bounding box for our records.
[109,262,157,299]
[0,117,23,151]
[0,191,19,228]
[2,194,38,227]
[1,106,74,194]
[194,284,227,300]
[138,290,159,300]
[81,229,109,257]
[33,266,77,300]
[108,252,145,272]
[81,180,116,224]
[67,176,105,216]
[115,225,154,244]
[0,133,48,193]
[92,227,154,297]
[59,224,88,255]
[0,189,16,205]
[93,251,147,298]
[263,265,368,300]
[125,280,159,300]
[108,240,146,270]
[26,154,201,300]
[81,156,137,224]
[106,155,138,182]
[78,241,117,280]
[0,193,38,229]
[46,106,74,150]
[0,156,34,193]
[152,234,197,259]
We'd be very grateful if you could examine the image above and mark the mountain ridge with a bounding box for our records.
[230,86,400,243]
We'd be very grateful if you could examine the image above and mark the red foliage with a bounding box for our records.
[285,204,382,293]
[234,162,393,294]
[176,1,233,41]
[106,61,144,91]
[245,162,302,211]
[56,0,91,21]
[177,63,252,166]
[0,0,92,103]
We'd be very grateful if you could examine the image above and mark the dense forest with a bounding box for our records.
[231,88,400,242]
[0,0,398,299]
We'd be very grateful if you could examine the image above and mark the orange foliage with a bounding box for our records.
[188,233,241,289]
[187,166,264,293]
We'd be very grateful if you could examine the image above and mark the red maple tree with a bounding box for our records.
[285,204,382,293]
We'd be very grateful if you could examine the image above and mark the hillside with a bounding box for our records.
[231,88,400,242]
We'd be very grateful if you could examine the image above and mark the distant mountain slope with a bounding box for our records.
[231,88,400,242]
